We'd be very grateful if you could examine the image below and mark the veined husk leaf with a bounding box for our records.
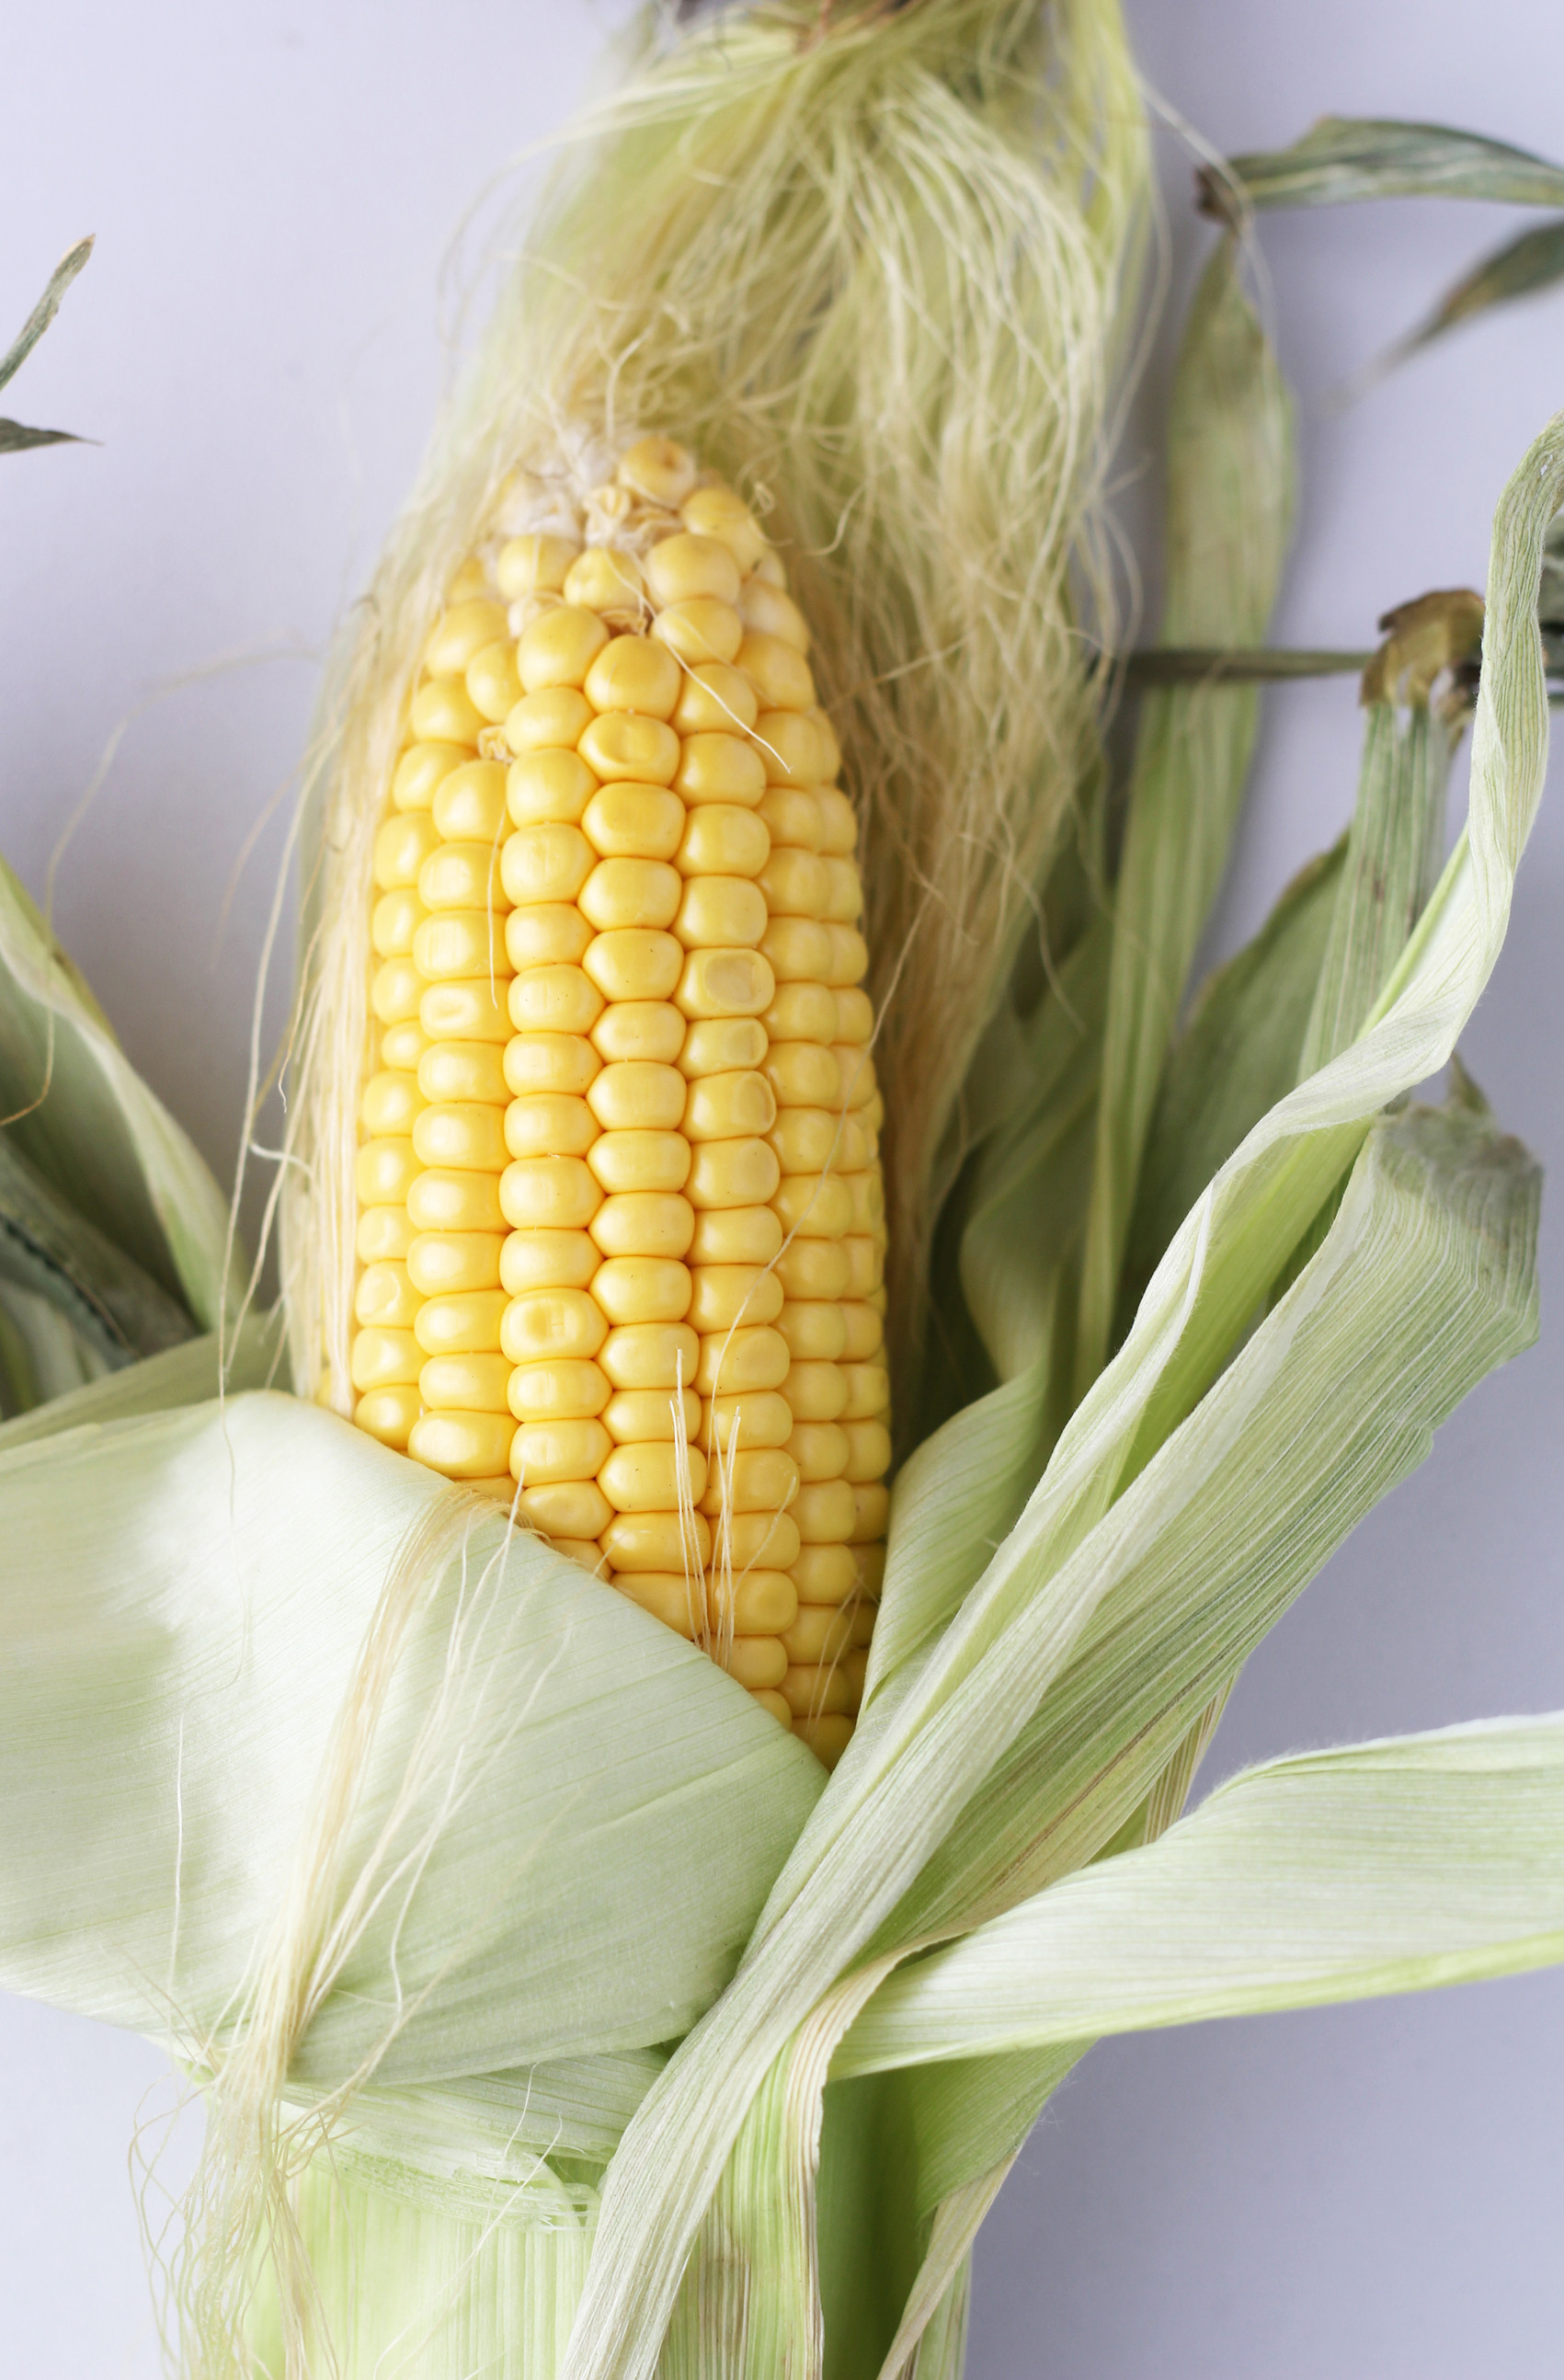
[0,1391,822,2077]
[0,1305,283,1449]
[560,412,1563,2380]
[0,1125,194,1376]
[1075,232,1295,1392]
[0,235,93,453]
[1375,218,1564,376]
[1206,114,1564,213]
[836,1714,1564,2074]
[281,0,1149,1411]
[0,852,243,1330]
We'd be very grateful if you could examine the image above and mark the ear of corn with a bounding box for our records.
[348,435,889,1763]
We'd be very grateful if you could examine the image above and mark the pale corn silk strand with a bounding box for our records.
[278,0,1150,1425]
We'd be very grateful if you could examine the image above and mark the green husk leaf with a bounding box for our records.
[1125,646,1370,684]
[0,1125,195,1373]
[1119,840,1344,1325]
[0,1304,282,1449]
[0,236,93,395]
[1075,233,1295,1394]
[0,853,244,1330]
[1203,115,1564,214]
[0,418,86,453]
[836,1714,1564,2074]
[1376,216,1564,371]
[565,409,1562,2380]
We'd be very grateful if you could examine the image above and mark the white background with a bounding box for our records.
[2,2,1561,2374]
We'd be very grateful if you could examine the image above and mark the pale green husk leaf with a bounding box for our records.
[1211,115,1564,212]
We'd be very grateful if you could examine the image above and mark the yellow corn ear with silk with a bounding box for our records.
[344,433,889,1764]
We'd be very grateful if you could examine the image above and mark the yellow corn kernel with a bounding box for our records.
[782,1663,860,1721]
[777,1301,849,1362]
[503,1093,597,1160]
[759,848,829,918]
[468,640,522,723]
[699,1447,799,1516]
[816,787,859,856]
[683,1070,777,1142]
[517,1479,615,1539]
[688,1265,784,1333]
[651,598,744,668]
[519,605,611,692]
[591,1001,687,1066]
[773,1173,854,1237]
[414,1103,509,1173]
[843,1419,893,1482]
[840,1304,885,1361]
[419,841,508,914]
[351,1327,422,1392]
[792,1479,856,1544]
[588,1129,691,1196]
[820,858,863,922]
[702,1390,794,1450]
[579,713,680,787]
[782,1605,861,1665]
[768,1109,845,1175]
[851,1485,890,1541]
[618,436,698,507]
[675,733,767,808]
[499,1230,599,1295]
[430,761,506,845]
[645,532,741,608]
[855,1544,886,1599]
[426,600,508,676]
[508,967,604,1037]
[761,916,832,985]
[592,1247,690,1322]
[737,579,809,652]
[673,663,759,735]
[603,1386,702,1443]
[500,1287,610,1367]
[413,911,512,985]
[579,858,682,933]
[679,1018,767,1079]
[736,632,813,714]
[375,812,440,889]
[675,877,768,951]
[354,1385,420,1450]
[695,1327,790,1396]
[506,749,598,830]
[372,887,426,957]
[356,1138,418,1207]
[418,1353,512,1412]
[504,684,594,755]
[680,486,768,573]
[725,1511,802,1572]
[788,1421,850,1482]
[354,1262,419,1331]
[599,1441,710,1514]
[372,959,424,1025]
[689,1205,783,1265]
[407,1168,507,1234]
[499,1155,601,1232]
[411,678,485,746]
[603,1511,713,1574]
[409,1410,517,1481]
[843,1234,884,1295]
[753,716,827,789]
[497,533,581,601]
[421,978,513,1044]
[676,947,775,1021]
[589,1193,695,1261]
[785,1359,849,1422]
[503,1034,599,1098]
[721,1639,789,1693]
[511,1416,612,1483]
[764,1042,840,1109]
[600,1321,700,1390]
[357,1206,417,1263]
[407,1232,505,1296]
[709,1570,797,1636]
[688,1139,782,1211]
[507,1359,611,1421]
[581,782,686,863]
[759,784,825,847]
[588,1062,686,1133]
[825,926,870,989]
[417,1044,508,1106]
[501,824,594,909]
[583,634,681,719]
[614,1573,702,1639]
[415,1290,508,1356]
[394,741,468,812]
[360,1070,425,1136]
[503,934,594,1016]
[564,547,645,619]
[379,1020,430,1072]
[675,806,770,881]
[583,929,684,1004]
[763,980,839,1043]
[775,1238,850,1300]
[790,1544,861,1606]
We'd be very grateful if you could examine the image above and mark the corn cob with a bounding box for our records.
[348,434,888,1764]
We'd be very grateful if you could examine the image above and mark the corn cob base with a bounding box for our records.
[345,435,889,1762]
